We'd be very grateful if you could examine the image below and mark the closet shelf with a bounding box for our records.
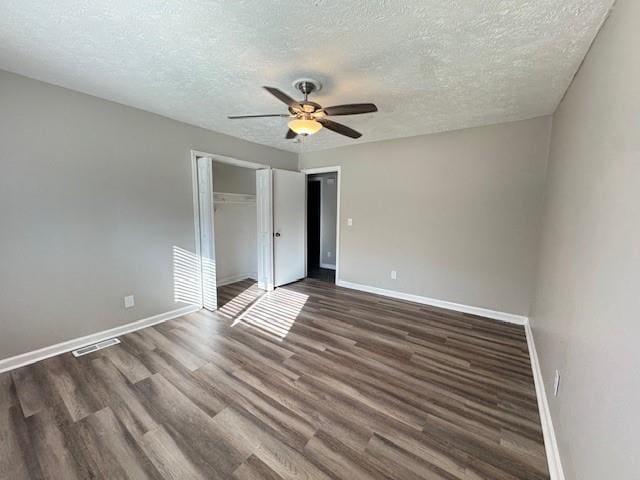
[213,192,256,205]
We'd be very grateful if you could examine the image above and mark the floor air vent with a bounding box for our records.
[72,338,120,357]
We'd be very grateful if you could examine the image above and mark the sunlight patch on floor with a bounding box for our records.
[217,284,264,320]
[230,287,308,340]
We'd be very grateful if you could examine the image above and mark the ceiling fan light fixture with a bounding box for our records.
[288,118,322,135]
[229,82,374,140]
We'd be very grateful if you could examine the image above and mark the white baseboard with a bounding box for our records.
[217,273,257,287]
[335,279,528,325]
[0,304,201,374]
[525,323,565,480]
[320,262,336,270]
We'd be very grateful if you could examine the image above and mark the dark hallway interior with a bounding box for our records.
[307,179,335,283]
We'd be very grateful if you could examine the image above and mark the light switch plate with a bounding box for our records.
[391,270,397,280]
[347,218,353,226]
[124,295,135,309]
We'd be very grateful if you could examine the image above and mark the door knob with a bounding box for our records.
[274,232,281,237]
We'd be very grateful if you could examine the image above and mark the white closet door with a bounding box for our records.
[273,169,306,287]
[196,157,217,310]
[256,169,274,290]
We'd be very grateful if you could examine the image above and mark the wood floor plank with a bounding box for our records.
[11,366,46,418]
[0,372,17,410]
[195,362,317,451]
[42,356,100,423]
[0,406,35,480]
[233,455,284,480]
[138,328,206,372]
[90,356,158,439]
[135,374,249,478]
[77,407,161,480]
[1,278,549,479]
[24,407,85,480]
[304,429,390,480]
[135,347,227,418]
[140,427,209,480]
[233,363,373,453]
[102,344,153,384]
[213,406,332,480]
[365,433,459,480]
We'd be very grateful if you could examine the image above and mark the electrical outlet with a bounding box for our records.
[124,295,135,309]
[327,251,332,258]
[347,218,353,226]
[391,270,397,280]
[553,370,560,396]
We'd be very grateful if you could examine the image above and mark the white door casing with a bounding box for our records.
[301,166,341,283]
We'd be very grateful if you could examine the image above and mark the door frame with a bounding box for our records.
[190,150,271,308]
[301,166,342,283]
[306,177,323,269]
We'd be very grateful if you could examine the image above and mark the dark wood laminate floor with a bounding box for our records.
[0,279,549,479]
[307,268,336,283]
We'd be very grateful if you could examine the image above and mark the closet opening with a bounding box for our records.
[305,170,339,284]
[191,151,272,312]
[212,160,258,288]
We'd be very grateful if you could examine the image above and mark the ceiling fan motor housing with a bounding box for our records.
[289,101,322,116]
[293,78,322,97]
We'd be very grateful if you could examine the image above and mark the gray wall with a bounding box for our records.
[212,162,257,283]
[0,70,297,360]
[212,161,256,195]
[300,116,551,316]
[530,1,639,478]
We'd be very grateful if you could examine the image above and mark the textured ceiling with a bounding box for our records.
[0,1,613,152]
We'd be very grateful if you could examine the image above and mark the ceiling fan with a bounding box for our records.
[228,78,377,140]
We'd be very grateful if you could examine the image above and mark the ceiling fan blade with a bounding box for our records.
[263,86,302,109]
[318,119,362,138]
[285,129,298,139]
[227,114,289,119]
[322,103,378,116]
